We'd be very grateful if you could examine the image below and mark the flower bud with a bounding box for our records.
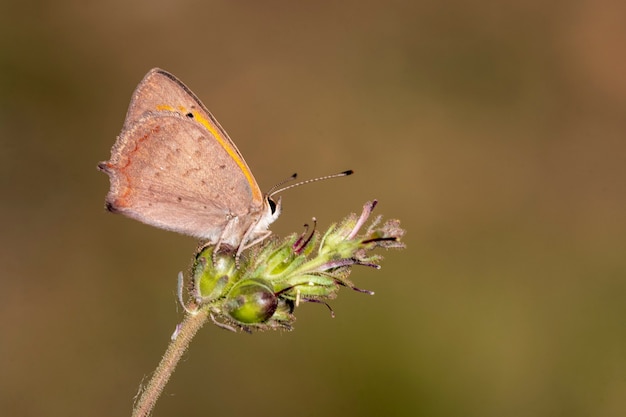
[224,279,278,324]
[192,247,236,302]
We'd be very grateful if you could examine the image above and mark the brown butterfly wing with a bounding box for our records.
[123,68,254,180]
[100,114,263,244]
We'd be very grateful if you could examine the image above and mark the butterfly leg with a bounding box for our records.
[209,215,241,265]
[235,224,273,266]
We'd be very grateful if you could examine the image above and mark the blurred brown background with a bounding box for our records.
[2,1,625,416]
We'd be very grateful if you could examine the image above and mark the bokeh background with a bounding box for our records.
[2,1,625,416]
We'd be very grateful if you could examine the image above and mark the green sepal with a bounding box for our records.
[192,247,237,302]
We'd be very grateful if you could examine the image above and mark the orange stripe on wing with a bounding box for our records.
[154,104,261,202]
[191,111,261,202]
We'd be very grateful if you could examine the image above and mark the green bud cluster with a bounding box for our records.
[180,200,405,332]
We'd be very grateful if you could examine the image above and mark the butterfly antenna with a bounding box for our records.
[269,170,353,197]
[267,173,298,196]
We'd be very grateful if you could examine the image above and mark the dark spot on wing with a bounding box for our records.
[186,112,194,118]
[219,164,226,169]
[182,167,201,178]
[97,161,112,174]
[177,197,182,202]
[104,200,119,213]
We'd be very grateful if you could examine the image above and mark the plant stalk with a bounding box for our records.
[131,308,210,417]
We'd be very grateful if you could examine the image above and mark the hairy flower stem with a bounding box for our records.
[131,308,210,417]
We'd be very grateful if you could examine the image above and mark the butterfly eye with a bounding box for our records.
[268,197,277,214]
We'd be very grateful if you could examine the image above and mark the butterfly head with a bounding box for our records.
[257,195,282,232]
